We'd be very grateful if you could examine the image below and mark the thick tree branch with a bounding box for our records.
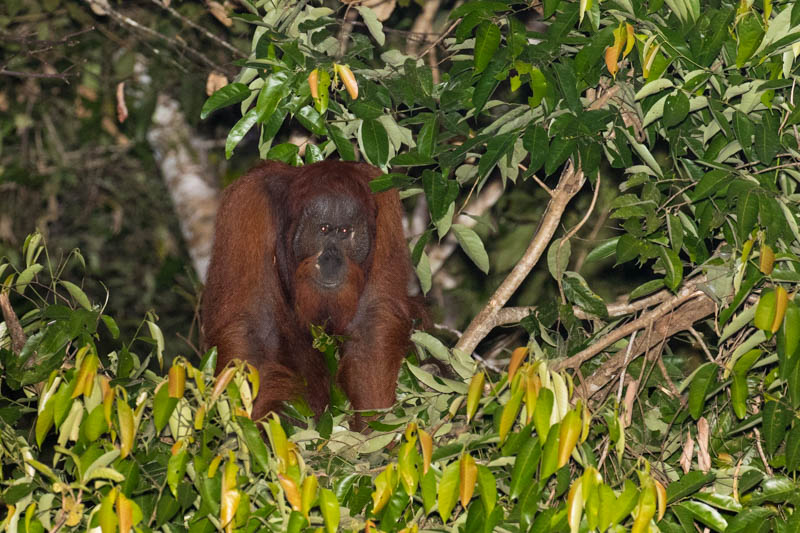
[455,161,585,355]
[0,291,27,354]
[573,294,717,400]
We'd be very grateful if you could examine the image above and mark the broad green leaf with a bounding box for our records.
[476,465,497,514]
[509,436,541,500]
[16,263,43,295]
[688,363,717,420]
[725,508,774,533]
[167,447,189,497]
[658,246,683,291]
[256,72,290,123]
[761,401,787,456]
[201,83,250,119]
[355,6,385,46]
[59,280,92,310]
[629,279,665,300]
[225,108,258,159]
[539,423,560,479]
[755,111,780,164]
[438,460,461,522]
[474,22,502,74]
[35,396,55,447]
[422,171,458,222]
[733,111,755,160]
[522,124,549,174]
[478,132,516,179]
[736,13,765,68]
[692,169,730,201]
[666,471,715,503]
[584,237,619,264]
[152,382,178,434]
[417,116,438,158]
[534,388,554,443]
[562,272,608,318]
[326,123,356,161]
[359,119,390,168]
[786,424,800,471]
[662,91,690,127]
[237,416,270,474]
[452,224,490,274]
[547,238,571,282]
[676,500,728,531]
[421,469,436,514]
[544,137,576,176]
[319,488,339,533]
[737,188,759,241]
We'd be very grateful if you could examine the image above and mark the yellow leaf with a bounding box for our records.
[269,414,290,472]
[605,46,620,78]
[557,409,582,468]
[459,453,477,508]
[371,464,396,514]
[624,23,635,57]
[466,371,484,422]
[301,475,318,518]
[220,489,241,533]
[772,286,788,333]
[566,480,584,533]
[117,398,135,459]
[759,244,775,274]
[654,479,667,521]
[168,364,185,398]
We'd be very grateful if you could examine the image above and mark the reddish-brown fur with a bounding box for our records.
[202,160,417,423]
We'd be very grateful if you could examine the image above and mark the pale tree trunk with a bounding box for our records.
[147,94,219,281]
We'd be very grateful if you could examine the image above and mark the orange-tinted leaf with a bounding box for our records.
[771,286,788,333]
[459,453,477,508]
[557,409,581,468]
[117,398,135,459]
[335,64,358,99]
[278,474,302,511]
[210,366,236,406]
[418,428,433,475]
[308,69,319,99]
[116,492,133,533]
[168,365,186,399]
[508,347,528,381]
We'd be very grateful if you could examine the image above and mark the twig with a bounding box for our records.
[149,0,246,58]
[417,18,459,59]
[0,68,76,81]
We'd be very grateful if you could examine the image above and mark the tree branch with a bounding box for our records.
[455,161,586,355]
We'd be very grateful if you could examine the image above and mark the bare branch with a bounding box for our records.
[0,291,27,354]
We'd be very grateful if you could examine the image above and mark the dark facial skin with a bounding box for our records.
[292,194,371,289]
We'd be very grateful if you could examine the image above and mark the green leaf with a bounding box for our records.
[676,500,728,531]
[534,388,554,443]
[522,124,549,174]
[474,22,502,74]
[201,83,250,119]
[305,143,324,164]
[692,169,731,202]
[423,171,459,222]
[539,423,560,479]
[731,373,749,419]
[359,119,390,168]
[295,106,325,135]
[725,508,774,533]
[688,363,717,420]
[509,436,541,500]
[35,396,55,447]
[762,400,787,456]
[666,471,715,503]
[584,237,618,264]
[663,91,690,128]
[544,137,576,176]
[417,116,438,158]
[16,263,43,295]
[755,111,780,164]
[319,488,340,533]
[153,381,179,434]
[167,447,189,497]
[355,6,385,46]
[658,246,683,291]
[737,188,759,241]
[476,465,497,514]
[452,224,490,274]
[473,52,506,115]
[547,238,571,282]
[59,280,92,311]
[237,416,271,474]
[438,460,461,522]
[256,72,290,123]
[82,404,108,442]
[543,0,561,18]
[736,13,765,68]
[478,132,516,179]
[326,123,356,161]
[733,111,755,161]
[225,108,258,159]
[786,424,800,471]
[629,279,665,299]
[562,272,608,318]
[421,469,437,513]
